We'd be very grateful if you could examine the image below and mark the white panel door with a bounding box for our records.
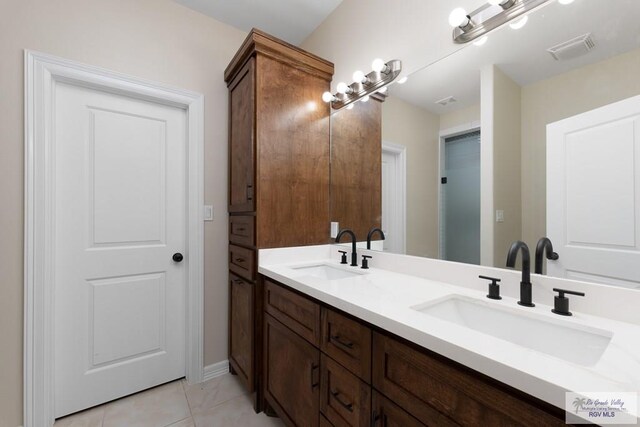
[54,82,187,417]
[547,95,640,289]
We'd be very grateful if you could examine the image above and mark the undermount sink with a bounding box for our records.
[412,296,612,366]
[291,264,364,281]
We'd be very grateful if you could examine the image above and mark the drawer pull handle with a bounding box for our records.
[232,279,244,284]
[371,410,381,427]
[235,257,246,263]
[330,389,354,412]
[236,227,246,232]
[310,363,319,389]
[331,335,355,350]
[246,184,254,201]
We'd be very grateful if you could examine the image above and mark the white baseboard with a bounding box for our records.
[203,360,229,382]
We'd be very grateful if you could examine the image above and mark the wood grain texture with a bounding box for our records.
[330,99,382,242]
[321,307,372,383]
[229,244,256,281]
[228,59,256,213]
[320,354,371,427]
[371,391,431,427]
[229,215,255,248]
[224,28,334,83]
[264,313,320,427]
[264,279,321,346]
[372,332,567,427]
[229,273,254,392]
[255,54,331,248]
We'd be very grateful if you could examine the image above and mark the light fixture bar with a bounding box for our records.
[327,60,402,110]
[452,0,551,44]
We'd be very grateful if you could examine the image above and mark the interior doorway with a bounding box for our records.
[439,129,481,264]
[381,142,407,253]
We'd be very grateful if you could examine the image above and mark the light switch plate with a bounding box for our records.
[204,205,213,221]
[330,222,339,238]
[496,210,504,223]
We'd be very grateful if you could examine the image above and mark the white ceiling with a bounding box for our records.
[173,0,343,44]
[390,0,640,115]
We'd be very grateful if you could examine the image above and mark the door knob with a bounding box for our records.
[172,253,184,262]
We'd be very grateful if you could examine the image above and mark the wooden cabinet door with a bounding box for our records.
[264,313,320,427]
[371,391,430,427]
[228,58,255,213]
[229,273,254,392]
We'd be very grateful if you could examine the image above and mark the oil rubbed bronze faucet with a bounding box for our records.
[506,241,535,307]
[336,229,358,267]
[366,227,385,250]
[534,237,559,275]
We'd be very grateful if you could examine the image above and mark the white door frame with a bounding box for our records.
[24,51,205,427]
[438,121,481,259]
[381,141,407,254]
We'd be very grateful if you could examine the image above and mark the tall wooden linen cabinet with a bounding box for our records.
[224,29,334,406]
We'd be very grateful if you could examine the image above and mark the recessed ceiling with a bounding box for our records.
[173,0,343,44]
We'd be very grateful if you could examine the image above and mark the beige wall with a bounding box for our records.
[382,97,439,257]
[301,0,486,93]
[0,1,246,424]
[439,104,480,132]
[521,48,640,247]
[492,68,522,266]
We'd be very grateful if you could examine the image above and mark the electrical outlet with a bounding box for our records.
[330,222,339,238]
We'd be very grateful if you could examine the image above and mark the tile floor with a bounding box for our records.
[54,374,285,427]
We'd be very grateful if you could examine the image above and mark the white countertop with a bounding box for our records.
[258,245,640,419]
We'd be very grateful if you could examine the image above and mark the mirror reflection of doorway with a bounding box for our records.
[441,130,481,264]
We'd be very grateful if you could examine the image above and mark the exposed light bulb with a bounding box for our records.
[488,0,507,5]
[322,91,334,103]
[558,0,574,4]
[352,70,367,83]
[371,58,388,73]
[336,82,350,94]
[347,104,354,110]
[361,95,370,103]
[509,15,528,30]
[397,76,408,84]
[473,36,488,46]
[448,8,469,28]
[378,86,388,94]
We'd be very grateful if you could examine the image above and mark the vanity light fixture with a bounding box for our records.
[322,59,402,110]
[450,0,550,44]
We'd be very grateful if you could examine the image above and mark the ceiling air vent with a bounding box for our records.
[547,33,596,61]
[436,96,457,106]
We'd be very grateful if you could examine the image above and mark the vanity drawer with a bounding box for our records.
[229,215,255,247]
[321,307,371,382]
[264,279,321,346]
[372,332,566,427]
[229,244,255,281]
[372,391,432,427]
[320,354,371,427]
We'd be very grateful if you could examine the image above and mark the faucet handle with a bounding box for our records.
[338,250,348,264]
[552,288,585,316]
[479,275,502,300]
[361,255,372,269]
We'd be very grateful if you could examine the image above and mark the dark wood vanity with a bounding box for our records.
[262,277,570,427]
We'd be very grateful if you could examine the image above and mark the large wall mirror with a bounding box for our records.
[330,0,640,289]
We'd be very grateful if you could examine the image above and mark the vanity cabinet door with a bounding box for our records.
[264,313,320,427]
[320,354,370,427]
[229,273,254,392]
[228,58,255,213]
[321,308,371,383]
[371,391,431,427]
[372,333,566,427]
